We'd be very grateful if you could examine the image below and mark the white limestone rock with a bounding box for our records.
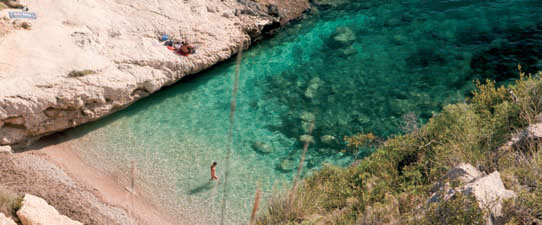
[0,212,16,225]
[17,194,83,225]
[0,0,310,147]
[428,163,516,225]
[0,145,12,154]
[464,171,516,223]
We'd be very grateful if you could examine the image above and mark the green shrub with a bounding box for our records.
[423,193,485,225]
[68,69,96,78]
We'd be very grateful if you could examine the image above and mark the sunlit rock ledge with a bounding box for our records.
[0,0,310,147]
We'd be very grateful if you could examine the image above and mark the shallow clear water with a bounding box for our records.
[62,1,542,224]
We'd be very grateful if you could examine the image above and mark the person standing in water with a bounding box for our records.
[210,162,219,181]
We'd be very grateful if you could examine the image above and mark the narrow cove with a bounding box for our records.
[50,1,542,224]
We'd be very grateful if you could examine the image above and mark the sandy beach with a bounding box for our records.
[31,140,180,225]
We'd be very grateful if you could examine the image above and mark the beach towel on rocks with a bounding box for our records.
[8,11,37,19]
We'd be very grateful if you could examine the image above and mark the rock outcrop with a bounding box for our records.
[0,212,16,225]
[0,0,310,147]
[429,163,516,225]
[0,145,11,154]
[500,122,542,151]
[16,194,83,225]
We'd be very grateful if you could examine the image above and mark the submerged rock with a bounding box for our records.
[17,194,83,225]
[320,135,337,144]
[277,158,297,171]
[316,148,336,155]
[299,135,315,144]
[304,78,324,99]
[340,46,358,56]
[251,141,273,154]
[300,111,316,122]
[326,26,356,49]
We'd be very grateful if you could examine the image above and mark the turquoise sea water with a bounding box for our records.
[60,1,542,224]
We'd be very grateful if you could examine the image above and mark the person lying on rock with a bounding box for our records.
[176,41,196,56]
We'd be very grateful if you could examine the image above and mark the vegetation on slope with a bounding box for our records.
[0,187,22,221]
[258,68,542,224]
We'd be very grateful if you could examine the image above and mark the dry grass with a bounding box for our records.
[0,187,22,221]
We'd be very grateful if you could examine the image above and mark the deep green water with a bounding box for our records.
[62,1,542,224]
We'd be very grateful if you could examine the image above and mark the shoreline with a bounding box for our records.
[28,142,180,225]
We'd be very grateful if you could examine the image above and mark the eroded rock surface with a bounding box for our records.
[0,145,11,154]
[0,0,310,147]
[0,212,16,225]
[17,194,83,225]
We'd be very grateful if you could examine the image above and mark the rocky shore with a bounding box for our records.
[0,0,310,224]
[0,0,310,148]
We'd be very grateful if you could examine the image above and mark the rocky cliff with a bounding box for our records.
[0,0,309,147]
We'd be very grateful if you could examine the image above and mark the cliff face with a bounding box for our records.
[0,0,310,147]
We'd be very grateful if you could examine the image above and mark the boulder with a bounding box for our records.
[17,194,83,225]
[0,145,12,154]
[464,172,516,222]
[0,212,16,225]
[326,27,356,49]
[251,141,273,154]
[428,163,516,225]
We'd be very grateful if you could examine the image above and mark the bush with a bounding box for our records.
[423,193,485,225]
[68,69,96,78]
[0,187,22,220]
